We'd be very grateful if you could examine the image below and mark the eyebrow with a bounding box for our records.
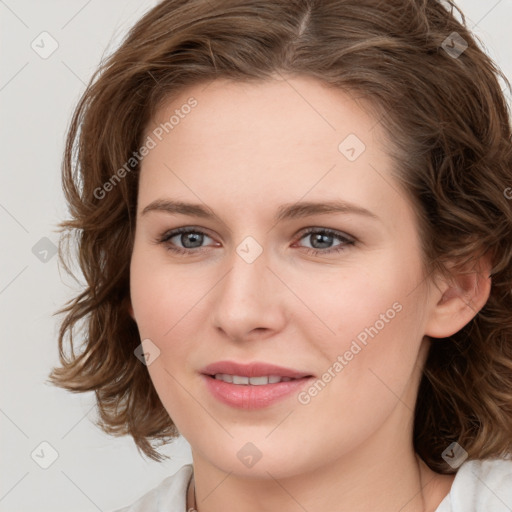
[141,198,380,223]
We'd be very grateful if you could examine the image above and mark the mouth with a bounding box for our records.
[207,374,310,385]
[200,361,315,409]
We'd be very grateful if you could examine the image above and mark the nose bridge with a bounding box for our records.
[211,234,285,338]
[222,235,270,303]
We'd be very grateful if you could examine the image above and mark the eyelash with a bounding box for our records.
[155,226,355,257]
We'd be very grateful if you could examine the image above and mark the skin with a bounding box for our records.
[129,74,491,511]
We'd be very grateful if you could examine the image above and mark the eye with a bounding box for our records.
[294,228,354,256]
[155,226,355,256]
[156,227,216,255]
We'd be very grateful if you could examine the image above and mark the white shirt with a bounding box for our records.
[112,458,512,511]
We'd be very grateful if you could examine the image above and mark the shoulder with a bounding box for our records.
[110,463,193,512]
[436,457,512,512]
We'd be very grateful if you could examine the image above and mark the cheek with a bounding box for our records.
[129,246,205,379]
[129,253,197,430]
[299,251,427,413]
[291,290,426,462]
[311,291,426,417]
[303,257,418,355]
[129,243,196,338]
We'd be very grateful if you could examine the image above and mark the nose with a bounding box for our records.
[211,245,288,343]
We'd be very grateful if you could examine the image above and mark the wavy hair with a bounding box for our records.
[48,0,512,469]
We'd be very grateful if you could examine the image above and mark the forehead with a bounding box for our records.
[147,74,383,157]
[138,75,411,228]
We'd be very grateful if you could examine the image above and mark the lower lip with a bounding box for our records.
[202,374,313,409]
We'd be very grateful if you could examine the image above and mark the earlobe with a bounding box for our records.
[424,255,492,339]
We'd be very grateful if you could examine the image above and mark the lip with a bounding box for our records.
[200,361,312,379]
[200,361,314,410]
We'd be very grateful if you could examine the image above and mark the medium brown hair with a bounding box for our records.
[48,0,512,469]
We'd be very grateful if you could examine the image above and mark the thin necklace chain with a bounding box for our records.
[417,454,428,512]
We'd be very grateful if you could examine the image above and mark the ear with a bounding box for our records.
[424,253,492,339]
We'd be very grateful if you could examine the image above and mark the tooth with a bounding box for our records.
[214,374,233,382]
[232,375,250,385]
[249,376,269,385]
[213,374,298,385]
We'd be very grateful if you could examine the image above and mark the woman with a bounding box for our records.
[49,0,512,510]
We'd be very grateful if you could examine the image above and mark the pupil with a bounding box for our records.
[183,232,202,248]
[312,233,332,249]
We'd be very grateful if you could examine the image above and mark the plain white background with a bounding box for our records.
[0,1,511,511]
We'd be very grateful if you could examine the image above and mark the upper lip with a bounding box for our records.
[201,361,313,379]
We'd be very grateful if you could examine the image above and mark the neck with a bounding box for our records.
[189,439,454,512]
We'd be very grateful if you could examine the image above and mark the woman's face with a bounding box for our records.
[130,74,440,478]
